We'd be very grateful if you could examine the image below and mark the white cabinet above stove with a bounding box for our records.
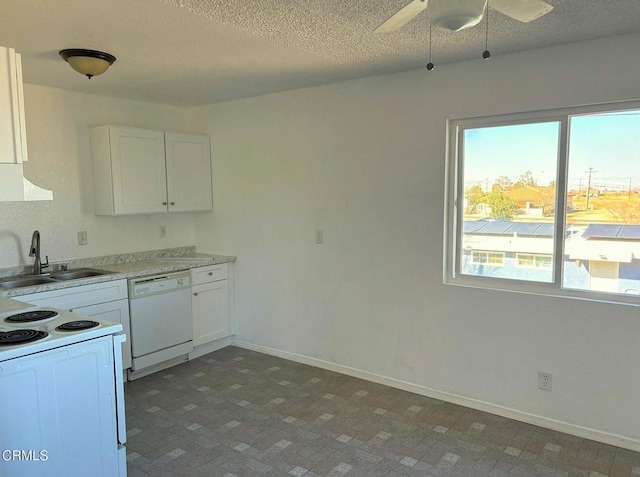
[90,125,213,215]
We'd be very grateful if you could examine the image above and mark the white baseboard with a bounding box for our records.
[232,340,640,453]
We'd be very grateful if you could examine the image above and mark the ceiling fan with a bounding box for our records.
[374,0,554,33]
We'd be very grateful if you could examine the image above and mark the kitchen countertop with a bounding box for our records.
[0,296,33,314]
[96,254,235,279]
[0,247,236,308]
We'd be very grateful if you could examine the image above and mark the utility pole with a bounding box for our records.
[585,167,596,210]
[629,177,632,200]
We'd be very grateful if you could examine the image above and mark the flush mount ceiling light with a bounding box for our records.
[428,0,487,31]
[59,49,116,79]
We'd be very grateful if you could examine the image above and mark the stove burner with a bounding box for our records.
[56,320,100,332]
[0,329,48,345]
[4,310,59,323]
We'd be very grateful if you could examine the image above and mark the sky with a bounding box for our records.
[463,109,640,192]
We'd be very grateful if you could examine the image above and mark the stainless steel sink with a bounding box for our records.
[0,268,115,289]
[0,276,57,289]
[49,268,115,281]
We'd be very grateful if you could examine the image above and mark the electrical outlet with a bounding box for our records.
[538,371,553,391]
[315,229,324,244]
[77,231,88,246]
[159,226,167,238]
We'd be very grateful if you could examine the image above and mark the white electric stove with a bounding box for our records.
[0,306,123,361]
[0,306,127,477]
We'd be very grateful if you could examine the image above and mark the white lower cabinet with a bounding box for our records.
[16,279,132,370]
[191,264,232,347]
[71,299,132,370]
[192,280,230,346]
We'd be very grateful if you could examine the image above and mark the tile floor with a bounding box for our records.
[125,346,640,477]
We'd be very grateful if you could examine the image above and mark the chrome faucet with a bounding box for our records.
[29,230,49,275]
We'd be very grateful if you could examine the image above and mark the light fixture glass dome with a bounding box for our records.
[59,49,116,79]
[428,0,487,32]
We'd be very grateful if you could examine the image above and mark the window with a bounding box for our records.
[445,102,640,303]
[471,251,505,266]
[516,254,552,269]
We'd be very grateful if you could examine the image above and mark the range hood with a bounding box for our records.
[1,46,53,202]
[0,164,53,201]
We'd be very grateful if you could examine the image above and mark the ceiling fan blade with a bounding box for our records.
[374,0,429,33]
[490,0,553,22]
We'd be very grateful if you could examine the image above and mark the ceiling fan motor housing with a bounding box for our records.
[428,0,487,31]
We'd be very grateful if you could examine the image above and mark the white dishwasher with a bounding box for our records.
[128,271,192,374]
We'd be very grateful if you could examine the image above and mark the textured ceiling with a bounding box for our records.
[1,0,640,106]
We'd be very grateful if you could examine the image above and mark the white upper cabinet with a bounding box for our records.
[165,133,213,212]
[90,126,213,215]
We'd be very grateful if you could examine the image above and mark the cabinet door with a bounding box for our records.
[192,280,229,346]
[165,133,213,212]
[72,300,132,370]
[109,127,168,214]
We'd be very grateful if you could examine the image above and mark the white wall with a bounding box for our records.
[0,85,200,268]
[192,32,640,450]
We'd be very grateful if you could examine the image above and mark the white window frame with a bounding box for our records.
[444,100,640,306]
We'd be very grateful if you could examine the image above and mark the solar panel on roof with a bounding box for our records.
[462,221,556,236]
[509,223,541,235]
[531,224,554,237]
[479,221,513,234]
[616,225,640,239]
[463,221,640,240]
[584,224,622,239]
[463,221,488,233]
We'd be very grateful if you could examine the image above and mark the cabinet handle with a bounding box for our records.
[170,202,175,205]
[208,272,213,276]
[193,292,198,296]
[162,201,167,205]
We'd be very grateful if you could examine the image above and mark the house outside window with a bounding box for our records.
[445,102,640,303]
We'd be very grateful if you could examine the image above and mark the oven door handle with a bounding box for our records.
[113,333,127,445]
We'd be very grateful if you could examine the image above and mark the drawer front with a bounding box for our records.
[15,279,128,310]
[191,264,228,285]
